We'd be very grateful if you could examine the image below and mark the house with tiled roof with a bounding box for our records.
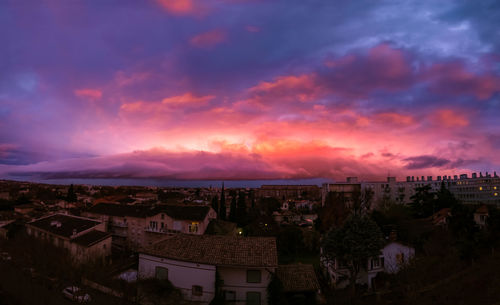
[138,234,278,305]
[25,214,111,264]
[321,236,415,290]
[82,203,216,250]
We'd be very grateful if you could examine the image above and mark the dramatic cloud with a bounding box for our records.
[1,0,500,181]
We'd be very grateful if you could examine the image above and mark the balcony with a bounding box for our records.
[144,227,181,234]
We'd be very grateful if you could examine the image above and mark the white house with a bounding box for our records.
[322,241,415,289]
[138,234,278,305]
[83,203,217,250]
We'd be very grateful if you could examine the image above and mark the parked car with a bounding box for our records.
[62,286,91,303]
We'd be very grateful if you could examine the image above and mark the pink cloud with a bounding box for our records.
[156,0,196,16]
[74,88,102,101]
[372,112,415,126]
[432,109,469,127]
[422,61,500,100]
[189,29,227,48]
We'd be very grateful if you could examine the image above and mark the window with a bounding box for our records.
[161,222,165,229]
[371,258,380,269]
[246,270,261,283]
[155,266,168,280]
[161,214,165,220]
[225,291,236,301]
[192,285,203,296]
[189,222,199,233]
[396,253,405,265]
[150,221,158,230]
[246,292,261,305]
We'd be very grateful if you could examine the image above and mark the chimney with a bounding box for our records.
[460,174,468,180]
[437,176,441,181]
[454,175,458,180]
[406,176,411,182]
[412,176,415,182]
[472,173,477,179]
[427,176,433,181]
[480,172,483,178]
[416,177,420,181]
[495,171,498,178]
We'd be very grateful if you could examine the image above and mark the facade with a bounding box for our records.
[322,171,500,208]
[474,205,489,227]
[256,185,321,201]
[83,203,217,250]
[25,214,111,264]
[138,235,278,305]
[322,241,414,289]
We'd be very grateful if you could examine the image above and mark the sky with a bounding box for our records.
[1,0,500,181]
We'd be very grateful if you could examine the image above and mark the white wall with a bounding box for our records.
[138,254,216,304]
[382,242,415,273]
[218,266,274,305]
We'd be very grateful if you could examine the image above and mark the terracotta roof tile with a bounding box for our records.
[142,234,277,267]
[277,264,320,292]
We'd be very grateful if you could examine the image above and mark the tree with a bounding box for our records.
[211,196,219,217]
[236,191,247,226]
[219,183,226,220]
[229,196,237,222]
[321,214,385,294]
[267,273,287,305]
[66,184,77,203]
[435,182,459,210]
[449,203,480,262]
[409,185,435,218]
[316,191,350,232]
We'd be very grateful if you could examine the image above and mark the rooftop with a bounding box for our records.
[87,203,211,221]
[27,214,101,238]
[277,264,320,292]
[72,230,111,247]
[142,234,277,267]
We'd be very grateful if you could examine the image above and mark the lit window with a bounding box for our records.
[192,285,203,296]
[247,270,261,283]
[494,187,498,190]
[495,193,498,196]
[479,187,483,191]
[189,222,199,233]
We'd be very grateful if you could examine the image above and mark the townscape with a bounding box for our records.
[1,172,500,305]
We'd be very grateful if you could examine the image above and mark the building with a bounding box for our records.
[322,171,500,208]
[138,234,278,305]
[25,214,111,263]
[322,241,414,289]
[256,185,321,201]
[82,203,217,250]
